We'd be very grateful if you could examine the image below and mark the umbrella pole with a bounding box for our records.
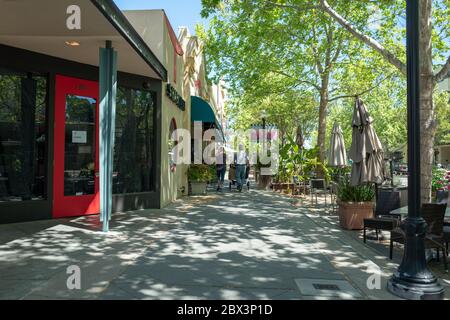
[374,183,378,209]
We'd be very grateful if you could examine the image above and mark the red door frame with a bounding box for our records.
[52,75,100,218]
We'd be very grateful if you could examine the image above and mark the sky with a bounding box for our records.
[114,0,209,35]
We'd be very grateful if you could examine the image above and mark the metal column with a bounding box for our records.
[387,0,444,300]
[99,40,118,232]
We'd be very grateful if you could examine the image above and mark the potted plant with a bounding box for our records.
[187,164,214,195]
[337,177,375,230]
[432,167,449,201]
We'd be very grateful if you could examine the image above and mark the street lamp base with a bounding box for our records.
[387,276,445,300]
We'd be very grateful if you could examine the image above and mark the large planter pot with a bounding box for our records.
[338,201,375,230]
[189,182,207,196]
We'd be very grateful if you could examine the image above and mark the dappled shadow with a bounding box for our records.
[1,187,446,300]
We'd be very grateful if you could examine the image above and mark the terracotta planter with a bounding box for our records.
[338,201,375,230]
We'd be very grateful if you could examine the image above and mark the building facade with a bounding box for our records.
[178,27,227,145]
[124,10,191,207]
[0,1,189,223]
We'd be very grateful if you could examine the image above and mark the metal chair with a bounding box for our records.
[363,190,401,243]
[390,203,448,272]
[310,179,329,205]
[330,181,339,213]
[444,225,449,256]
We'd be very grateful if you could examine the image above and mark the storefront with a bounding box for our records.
[124,10,191,207]
[0,0,173,223]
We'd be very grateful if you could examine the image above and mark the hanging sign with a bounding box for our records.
[166,83,185,111]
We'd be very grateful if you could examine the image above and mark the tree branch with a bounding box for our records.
[270,69,322,91]
[319,0,407,76]
[329,72,396,102]
[264,1,319,11]
[434,55,450,84]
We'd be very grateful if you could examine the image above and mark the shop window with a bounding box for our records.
[0,67,47,202]
[113,87,156,194]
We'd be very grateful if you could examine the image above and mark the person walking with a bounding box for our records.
[235,144,248,192]
[216,146,227,191]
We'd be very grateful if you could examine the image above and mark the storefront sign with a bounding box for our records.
[166,83,185,111]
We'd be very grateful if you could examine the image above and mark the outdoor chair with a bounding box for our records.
[363,190,401,243]
[389,203,448,272]
[293,176,307,195]
[444,225,449,255]
[310,179,329,205]
[330,181,339,213]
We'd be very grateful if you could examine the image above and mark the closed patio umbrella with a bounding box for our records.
[349,98,385,186]
[329,122,348,168]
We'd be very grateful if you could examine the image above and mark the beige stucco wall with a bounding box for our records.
[437,145,450,166]
[124,10,190,208]
[123,10,165,65]
[159,13,190,208]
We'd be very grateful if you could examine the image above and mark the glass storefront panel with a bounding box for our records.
[114,87,156,194]
[0,68,47,202]
[64,95,96,196]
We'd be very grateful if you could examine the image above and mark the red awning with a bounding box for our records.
[163,12,184,56]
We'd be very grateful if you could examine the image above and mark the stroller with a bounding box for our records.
[228,164,250,191]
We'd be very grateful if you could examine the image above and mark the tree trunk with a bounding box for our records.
[418,0,435,204]
[320,0,439,202]
[296,125,304,149]
[317,75,330,163]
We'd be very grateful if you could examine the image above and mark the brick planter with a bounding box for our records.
[189,182,207,195]
[338,201,375,230]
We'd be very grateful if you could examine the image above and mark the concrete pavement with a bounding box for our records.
[0,187,448,300]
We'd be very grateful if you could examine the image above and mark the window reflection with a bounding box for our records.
[64,95,96,196]
[114,87,156,194]
[0,68,47,202]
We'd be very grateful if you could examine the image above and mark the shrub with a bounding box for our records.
[432,168,450,192]
[337,176,375,203]
[187,164,215,182]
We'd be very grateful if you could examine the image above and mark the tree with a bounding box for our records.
[201,0,369,163]
[203,0,450,202]
[224,74,319,147]
[317,0,450,202]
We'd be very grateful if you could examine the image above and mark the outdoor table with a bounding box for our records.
[390,206,450,221]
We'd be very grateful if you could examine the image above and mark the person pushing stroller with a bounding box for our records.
[234,144,249,192]
[216,146,226,191]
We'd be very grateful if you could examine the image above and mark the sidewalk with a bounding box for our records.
[0,187,448,300]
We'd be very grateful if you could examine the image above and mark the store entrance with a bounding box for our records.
[52,75,99,218]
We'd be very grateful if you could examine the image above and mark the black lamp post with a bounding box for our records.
[387,0,444,300]
[261,110,267,131]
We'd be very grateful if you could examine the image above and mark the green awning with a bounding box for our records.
[191,96,225,141]
[191,96,216,123]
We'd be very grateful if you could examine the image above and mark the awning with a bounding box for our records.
[191,96,225,141]
[0,0,167,81]
[191,96,216,122]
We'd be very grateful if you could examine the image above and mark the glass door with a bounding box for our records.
[53,75,99,218]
